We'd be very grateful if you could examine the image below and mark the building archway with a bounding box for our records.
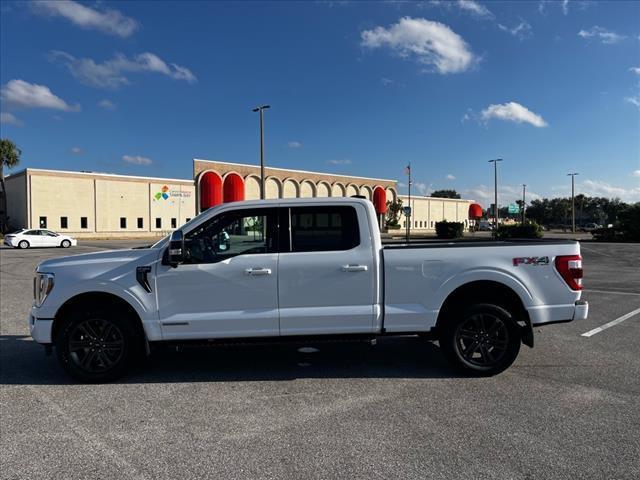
[331,182,346,197]
[373,186,387,214]
[283,178,300,198]
[361,185,373,201]
[199,170,223,211]
[346,184,359,197]
[300,180,316,198]
[265,176,282,199]
[244,174,261,200]
[316,181,331,197]
[223,172,244,203]
[386,187,397,204]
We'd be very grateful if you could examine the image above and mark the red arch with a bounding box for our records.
[469,203,483,219]
[200,171,223,210]
[223,172,245,203]
[373,186,387,214]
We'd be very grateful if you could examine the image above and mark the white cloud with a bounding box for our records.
[625,96,640,108]
[49,51,197,89]
[29,0,138,38]
[413,181,431,196]
[98,99,116,110]
[464,184,542,207]
[327,159,352,165]
[122,155,152,166]
[580,180,640,202]
[445,174,456,180]
[0,79,80,111]
[630,67,640,75]
[0,112,23,126]
[578,26,625,44]
[456,0,493,19]
[631,170,640,178]
[288,141,302,148]
[562,0,569,15]
[70,146,82,155]
[480,101,548,128]
[361,17,476,74]
[498,21,533,40]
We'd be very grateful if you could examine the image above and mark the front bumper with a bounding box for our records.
[29,311,54,344]
[528,300,589,326]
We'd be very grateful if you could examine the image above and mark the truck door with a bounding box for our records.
[278,204,375,335]
[155,207,280,340]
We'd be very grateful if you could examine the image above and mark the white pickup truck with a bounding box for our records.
[30,198,588,382]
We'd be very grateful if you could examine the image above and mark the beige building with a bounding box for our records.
[3,159,475,238]
[398,195,473,232]
[4,169,195,238]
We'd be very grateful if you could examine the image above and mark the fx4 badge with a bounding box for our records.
[513,256,549,267]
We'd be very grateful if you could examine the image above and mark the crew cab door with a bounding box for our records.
[155,207,280,340]
[278,204,376,335]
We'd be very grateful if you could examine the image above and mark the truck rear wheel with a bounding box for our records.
[55,308,138,383]
[439,303,521,376]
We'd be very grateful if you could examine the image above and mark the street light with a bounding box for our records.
[488,159,503,232]
[567,172,579,233]
[252,104,271,199]
[522,184,527,225]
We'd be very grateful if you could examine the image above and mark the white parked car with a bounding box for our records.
[4,229,77,249]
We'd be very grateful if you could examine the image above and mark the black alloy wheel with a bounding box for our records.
[439,303,521,376]
[67,318,125,374]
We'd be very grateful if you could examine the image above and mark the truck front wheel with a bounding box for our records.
[55,308,138,383]
[439,303,521,376]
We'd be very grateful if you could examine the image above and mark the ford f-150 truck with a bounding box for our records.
[30,198,588,382]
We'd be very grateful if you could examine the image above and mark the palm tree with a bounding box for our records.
[1,138,22,232]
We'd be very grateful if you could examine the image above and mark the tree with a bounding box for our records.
[0,139,22,232]
[385,198,403,228]
[430,189,460,199]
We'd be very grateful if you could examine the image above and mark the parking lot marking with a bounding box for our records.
[583,289,640,296]
[581,307,640,337]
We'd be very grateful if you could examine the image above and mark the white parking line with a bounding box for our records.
[582,307,640,337]
[583,289,640,296]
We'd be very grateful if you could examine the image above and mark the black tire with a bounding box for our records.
[55,306,140,383]
[439,303,521,376]
[60,239,71,248]
[18,240,29,249]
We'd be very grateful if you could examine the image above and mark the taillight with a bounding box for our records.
[555,255,583,290]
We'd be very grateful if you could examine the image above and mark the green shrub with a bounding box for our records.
[387,224,401,230]
[435,221,464,239]
[591,227,623,241]
[496,222,543,239]
[619,204,640,241]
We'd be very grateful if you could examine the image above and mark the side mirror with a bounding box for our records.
[167,229,184,268]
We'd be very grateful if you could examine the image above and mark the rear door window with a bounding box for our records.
[288,206,360,252]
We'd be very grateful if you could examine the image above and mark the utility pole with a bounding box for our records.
[522,184,526,225]
[252,105,271,199]
[488,159,503,233]
[406,162,412,242]
[567,172,579,233]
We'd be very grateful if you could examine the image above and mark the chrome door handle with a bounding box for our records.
[245,267,272,276]
[341,264,368,272]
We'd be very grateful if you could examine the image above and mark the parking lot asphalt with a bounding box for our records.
[1,240,639,480]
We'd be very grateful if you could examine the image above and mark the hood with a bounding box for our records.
[37,248,161,281]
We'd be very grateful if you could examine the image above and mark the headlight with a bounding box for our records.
[34,273,55,307]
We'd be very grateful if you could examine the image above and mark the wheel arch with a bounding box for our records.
[52,292,148,351]
[435,280,534,347]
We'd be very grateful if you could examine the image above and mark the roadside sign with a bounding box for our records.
[508,203,520,214]
[403,206,412,217]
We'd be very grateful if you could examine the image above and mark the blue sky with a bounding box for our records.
[1,0,639,206]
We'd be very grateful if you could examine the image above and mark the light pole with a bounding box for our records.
[522,184,526,225]
[252,105,271,199]
[488,159,503,232]
[567,172,579,233]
